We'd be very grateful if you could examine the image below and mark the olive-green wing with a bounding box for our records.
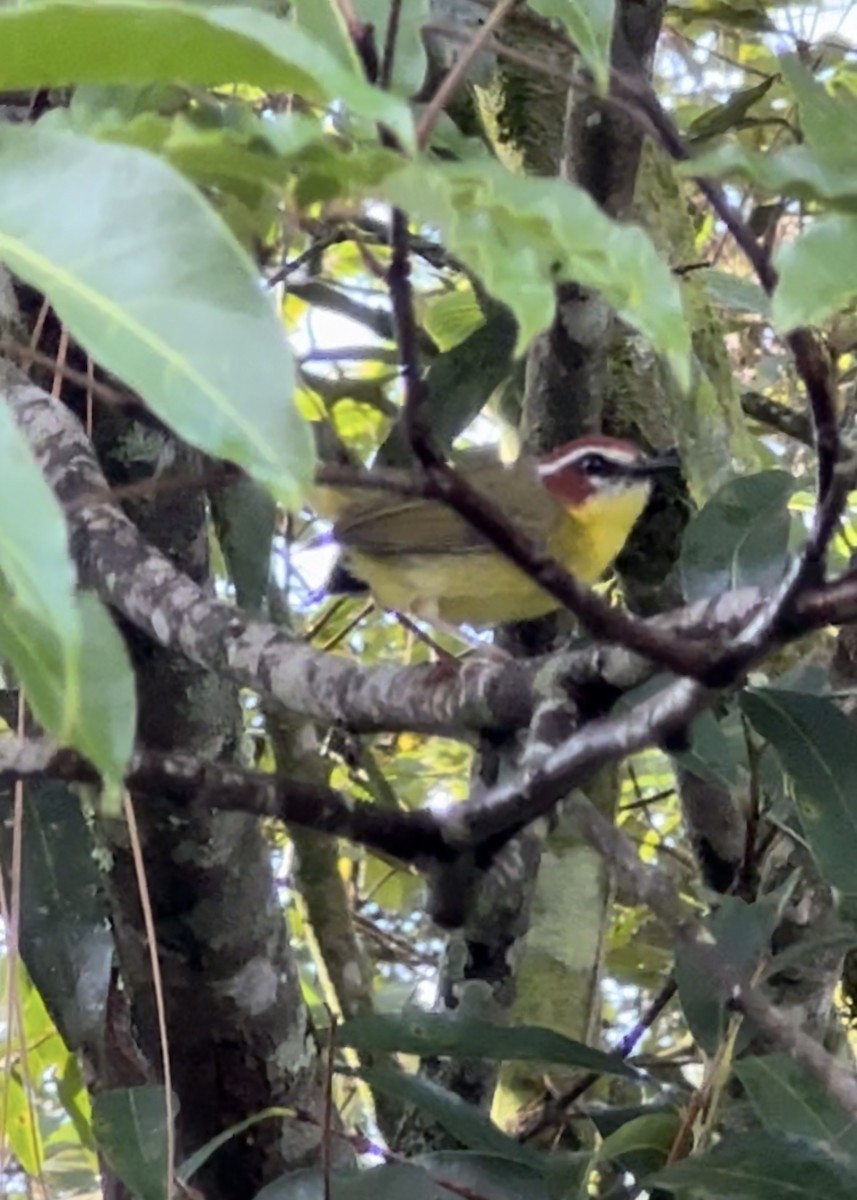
[332,459,563,556]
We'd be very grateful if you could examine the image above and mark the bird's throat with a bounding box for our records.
[558,483,652,581]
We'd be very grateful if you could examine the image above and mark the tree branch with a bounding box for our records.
[740,390,813,445]
[11,732,857,1121]
[10,374,857,746]
[610,72,840,506]
[6,376,531,737]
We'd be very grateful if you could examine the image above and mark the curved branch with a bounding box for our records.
[8,377,529,736]
[740,390,813,445]
[8,379,857,740]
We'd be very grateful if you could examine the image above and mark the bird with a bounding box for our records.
[310,436,677,628]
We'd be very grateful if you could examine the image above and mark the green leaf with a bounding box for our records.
[423,289,486,352]
[675,896,777,1054]
[74,593,137,794]
[674,709,743,789]
[378,307,518,464]
[0,779,112,1053]
[377,161,691,387]
[682,59,857,215]
[361,1068,556,1173]
[649,1131,857,1199]
[0,392,80,735]
[740,688,857,893]
[679,470,796,601]
[736,1055,857,1157]
[780,56,857,171]
[687,76,776,142]
[339,1012,638,1077]
[0,1054,44,1175]
[92,1087,173,1200]
[0,589,134,791]
[178,1106,293,1183]
[413,1152,561,1200]
[210,478,276,615]
[528,0,615,91]
[0,413,133,784]
[255,1164,445,1200]
[0,122,314,506]
[597,1112,680,1177]
[773,214,857,332]
[680,140,857,208]
[699,268,770,316]
[291,0,361,71]
[0,2,413,147]
[667,0,776,32]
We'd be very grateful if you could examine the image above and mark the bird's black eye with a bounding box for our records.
[578,453,612,476]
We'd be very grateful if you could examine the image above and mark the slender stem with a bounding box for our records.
[415,0,520,149]
[380,0,403,90]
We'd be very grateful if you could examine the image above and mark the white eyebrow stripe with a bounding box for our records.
[537,449,640,477]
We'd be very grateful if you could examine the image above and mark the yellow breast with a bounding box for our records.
[345,481,651,627]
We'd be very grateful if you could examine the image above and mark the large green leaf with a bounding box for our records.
[291,0,360,71]
[528,0,615,90]
[736,1055,857,1158]
[0,402,132,785]
[687,76,776,142]
[0,1048,44,1175]
[0,394,80,733]
[0,2,413,146]
[178,1106,293,1183]
[773,214,857,332]
[255,1164,446,1200]
[210,477,276,615]
[10,967,99,1178]
[66,103,400,228]
[361,1068,558,1174]
[679,470,796,601]
[378,161,691,386]
[339,1012,637,1076]
[699,267,770,316]
[649,1131,857,1199]
[740,689,857,893]
[0,123,314,505]
[682,58,857,210]
[682,139,857,207]
[413,1153,560,1200]
[72,593,137,794]
[596,1111,680,1178]
[0,588,135,792]
[92,1087,173,1200]
[422,288,486,352]
[675,895,777,1054]
[780,56,857,172]
[674,708,745,789]
[261,1152,566,1200]
[0,779,112,1053]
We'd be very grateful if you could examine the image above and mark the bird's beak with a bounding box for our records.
[633,448,681,477]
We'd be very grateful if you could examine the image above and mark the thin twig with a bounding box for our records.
[267,231,351,288]
[123,790,176,1200]
[0,335,132,408]
[380,0,403,90]
[520,978,677,1141]
[740,390,813,444]
[610,72,839,504]
[318,600,376,653]
[416,0,520,149]
[321,1009,336,1200]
